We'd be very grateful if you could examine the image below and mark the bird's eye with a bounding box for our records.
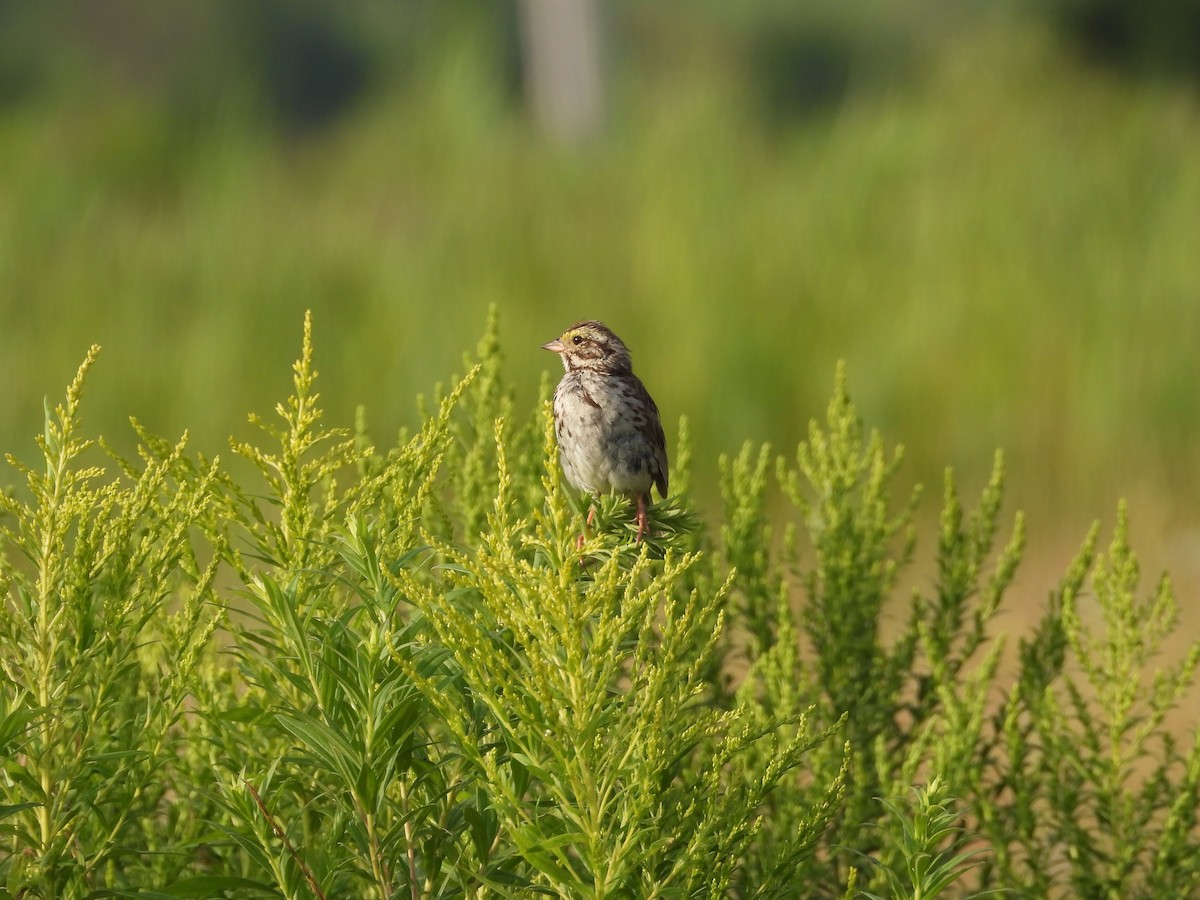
[572,335,583,345]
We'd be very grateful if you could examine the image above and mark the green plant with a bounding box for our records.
[860,777,994,900]
[2,314,1199,898]
[864,777,993,897]
[0,348,220,895]
[185,312,844,898]
[980,505,1200,897]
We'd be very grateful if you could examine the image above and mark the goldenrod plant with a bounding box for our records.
[859,777,995,900]
[978,506,1200,897]
[0,348,220,893]
[2,313,1199,898]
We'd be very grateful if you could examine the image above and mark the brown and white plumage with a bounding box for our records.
[542,320,668,542]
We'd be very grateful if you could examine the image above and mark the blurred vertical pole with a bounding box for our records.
[518,0,605,144]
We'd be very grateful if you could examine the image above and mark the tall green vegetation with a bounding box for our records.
[2,8,1200,528]
[1,315,1198,897]
[0,348,220,892]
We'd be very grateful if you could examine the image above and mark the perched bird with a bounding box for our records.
[542,320,669,542]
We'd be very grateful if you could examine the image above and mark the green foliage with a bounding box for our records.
[979,505,1200,897]
[778,363,922,849]
[3,8,1200,532]
[0,347,220,894]
[859,777,996,900]
[2,314,1200,898]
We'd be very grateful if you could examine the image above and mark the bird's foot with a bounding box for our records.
[577,503,597,548]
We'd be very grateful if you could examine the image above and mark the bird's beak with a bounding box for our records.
[541,338,564,353]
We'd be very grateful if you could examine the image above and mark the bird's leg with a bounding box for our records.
[577,500,598,549]
[635,493,649,543]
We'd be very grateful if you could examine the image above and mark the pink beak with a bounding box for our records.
[541,338,565,353]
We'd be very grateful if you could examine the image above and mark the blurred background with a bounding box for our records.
[1,0,1198,598]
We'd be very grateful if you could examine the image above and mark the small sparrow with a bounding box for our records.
[542,320,668,542]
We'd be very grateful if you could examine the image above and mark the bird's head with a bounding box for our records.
[541,320,633,375]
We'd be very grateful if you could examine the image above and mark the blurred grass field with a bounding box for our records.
[1,3,1198,597]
